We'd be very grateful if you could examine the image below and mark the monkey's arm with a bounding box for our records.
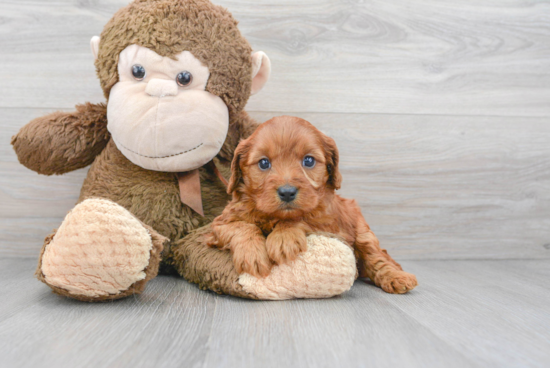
[11,102,109,175]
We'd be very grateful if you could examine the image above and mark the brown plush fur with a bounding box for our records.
[171,225,257,299]
[11,103,109,175]
[96,0,253,115]
[207,116,418,294]
[77,110,258,262]
[11,0,263,300]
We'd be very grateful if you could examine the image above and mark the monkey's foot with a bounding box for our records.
[37,198,166,302]
[238,234,357,300]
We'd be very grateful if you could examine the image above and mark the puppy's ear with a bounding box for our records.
[227,138,250,194]
[323,134,342,190]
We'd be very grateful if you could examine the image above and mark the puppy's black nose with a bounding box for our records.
[277,185,298,202]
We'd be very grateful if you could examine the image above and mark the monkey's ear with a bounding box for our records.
[90,36,100,60]
[227,139,251,194]
[250,51,271,95]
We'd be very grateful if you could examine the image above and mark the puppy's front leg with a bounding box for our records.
[355,219,418,294]
[207,220,272,278]
[266,221,308,265]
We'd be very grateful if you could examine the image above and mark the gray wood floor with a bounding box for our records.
[1,1,549,367]
[1,257,549,368]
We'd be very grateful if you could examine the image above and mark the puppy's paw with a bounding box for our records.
[378,270,418,294]
[266,228,307,265]
[232,238,272,278]
[204,232,219,248]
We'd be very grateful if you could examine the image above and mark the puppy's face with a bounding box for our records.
[228,116,342,219]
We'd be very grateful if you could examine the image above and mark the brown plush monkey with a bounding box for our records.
[12,0,357,302]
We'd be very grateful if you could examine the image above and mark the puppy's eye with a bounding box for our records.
[303,156,316,168]
[258,158,271,171]
[176,71,193,86]
[132,65,146,80]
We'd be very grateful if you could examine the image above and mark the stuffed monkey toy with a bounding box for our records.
[11,0,357,302]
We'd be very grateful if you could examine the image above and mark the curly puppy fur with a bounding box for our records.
[207,116,418,294]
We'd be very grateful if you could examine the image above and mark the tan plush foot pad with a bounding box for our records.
[41,198,154,298]
[238,234,357,300]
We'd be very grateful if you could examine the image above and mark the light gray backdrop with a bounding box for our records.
[1,0,549,261]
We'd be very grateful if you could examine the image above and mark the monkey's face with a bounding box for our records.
[107,45,229,172]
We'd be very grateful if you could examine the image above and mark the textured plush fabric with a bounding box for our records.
[238,234,357,300]
[171,227,356,299]
[36,199,167,302]
[41,198,158,297]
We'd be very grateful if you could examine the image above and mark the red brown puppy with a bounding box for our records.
[207,116,418,294]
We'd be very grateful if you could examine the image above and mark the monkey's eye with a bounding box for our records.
[176,71,193,86]
[131,65,146,80]
[258,158,271,171]
[303,156,316,168]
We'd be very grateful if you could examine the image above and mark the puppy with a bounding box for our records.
[206,116,417,294]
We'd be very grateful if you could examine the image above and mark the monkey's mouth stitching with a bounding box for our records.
[116,141,204,159]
